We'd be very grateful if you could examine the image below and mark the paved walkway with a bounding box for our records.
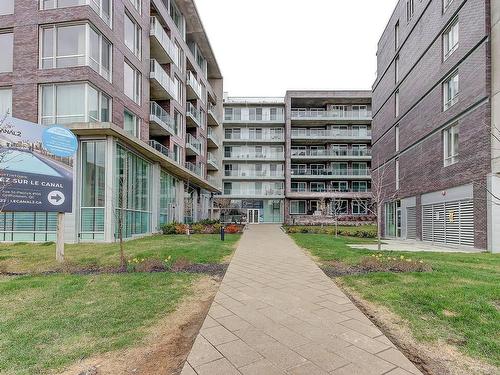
[181,225,422,375]
[349,239,484,253]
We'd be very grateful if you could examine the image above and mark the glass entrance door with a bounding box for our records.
[247,209,260,224]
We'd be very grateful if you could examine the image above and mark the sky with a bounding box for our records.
[195,0,398,97]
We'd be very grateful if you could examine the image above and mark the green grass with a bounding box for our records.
[290,234,500,366]
[0,272,196,375]
[0,234,241,273]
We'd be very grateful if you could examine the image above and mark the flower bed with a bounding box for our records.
[161,220,245,235]
[284,224,377,238]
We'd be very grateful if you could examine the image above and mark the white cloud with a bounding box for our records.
[195,0,397,96]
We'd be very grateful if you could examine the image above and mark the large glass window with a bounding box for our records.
[0,212,57,242]
[40,0,112,26]
[41,23,112,81]
[124,61,141,104]
[124,12,141,58]
[124,109,140,137]
[81,141,106,240]
[170,0,185,40]
[0,0,14,15]
[0,32,13,73]
[40,82,111,124]
[443,71,459,110]
[115,145,151,238]
[443,124,459,166]
[159,171,177,225]
[443,18,459,60]
[127,0,140,13]
[290,201,306,215]
[0,87,12,115]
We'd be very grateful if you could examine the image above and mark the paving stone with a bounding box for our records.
[234,327,276,347]
[339,329,391,354]
[216,339,262,368]
[201,315,219,330]
[376,348,421,374]
[340,318,383,338]
[216,314,251,332]
[239,359,285,375]
[293,343,349,372]
[286,361,329,375]
[209,304,234,319]
[384,367,418,375]
[330,363,374,375]
[186,336,222,367]
[195,358,241,375]
[253,341,308,370]
[180,362,197,375]
[201,325,239,346]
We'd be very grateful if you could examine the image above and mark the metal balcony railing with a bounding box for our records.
[291,168,371,177]
[150,16,179,65]
[148,140,178,162]
[291,129,372,138]
[291,108,372,120]
[291,149,372,157]
[150,102,176,135]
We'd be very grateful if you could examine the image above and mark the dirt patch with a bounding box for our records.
[56,276,220,375]
[336,280,498,375]
[321,258,431,277]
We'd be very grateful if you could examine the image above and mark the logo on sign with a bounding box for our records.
[42,126,78,157]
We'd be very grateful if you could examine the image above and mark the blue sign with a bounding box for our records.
[0,117,76,213]
[42,126,78,157]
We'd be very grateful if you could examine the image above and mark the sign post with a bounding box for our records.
[0,117,78,262]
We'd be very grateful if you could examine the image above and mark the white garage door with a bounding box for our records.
[421,200,474,246]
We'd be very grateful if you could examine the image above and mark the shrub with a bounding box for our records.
[225,224,243,234]
[191,223,205,234]
[175,224,189,234]
[161,222,178,235]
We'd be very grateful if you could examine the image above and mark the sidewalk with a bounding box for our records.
[181,224,422,375]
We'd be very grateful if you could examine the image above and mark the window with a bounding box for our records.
[443,71,459,110]
[395,90,400,117]
[443,124,459,166]
[127,0,140,13]
[395,21,400,50]
[395,56,399,83]
[41,0,112,26]
[352,181,368,193]
[0,0,14,15]
[291,182,306,193]
[332,181,348,192]
[443,0,454,12]
[124,110,140,137]
[406,0,415,22]
[41,23,112,81]
[443,18,459,60]
[174,75,182,103]
[0,87,12,115]
[395,125,400,152]
[223,182,232,195]
[330,200,348,215]
[310,182,326,192]
[352,201,368,215]
[176,43,184,72]
[290,201,306,215]
[124,12,141,58]
[170,0,185,40]
[0,32,13,73]
[395,158,400,190]
[40,82,111,124]
[173,109,182,136]
[124,61,141,104]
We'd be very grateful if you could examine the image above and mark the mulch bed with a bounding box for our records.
[321,259,432,277]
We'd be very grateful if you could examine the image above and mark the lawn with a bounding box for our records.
[0,234,241,273]
[290,233,500,367]
[0,234,241,374]
[0,273,195,375]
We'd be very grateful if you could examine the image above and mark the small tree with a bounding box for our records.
[330,198,346,237]
[114,152,129,271]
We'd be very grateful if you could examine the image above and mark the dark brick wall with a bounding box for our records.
[372,0,492,249]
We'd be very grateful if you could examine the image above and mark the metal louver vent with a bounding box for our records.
[406,207,417,240]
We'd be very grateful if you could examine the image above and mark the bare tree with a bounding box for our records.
[330,198,347,237]
[114,153,129,271]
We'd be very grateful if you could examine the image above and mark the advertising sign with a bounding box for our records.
[0,116,77,213]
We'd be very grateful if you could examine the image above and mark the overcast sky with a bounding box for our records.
[195,0,397,97]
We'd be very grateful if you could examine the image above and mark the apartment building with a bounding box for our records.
[285,91,372,224]
[217,96,286,224]
[0,0,223,242]
[218,91,373,225]
[372,0,499,252]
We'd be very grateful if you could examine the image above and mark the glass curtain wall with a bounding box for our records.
[115,145,151,238]
[0,212,57,242]
[159,171,177,225]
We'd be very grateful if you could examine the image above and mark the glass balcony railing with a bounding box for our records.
[291,129,372,139]
[208,103,220,124]
[291,108,372,120]
[208,152,218,165]
[224,170,285,178]
[185,161,204,177]
[148,140,178,162]
[150,16,179,65]
[291,149,372,157]
[290,168,371,177]
[290,186,371,193]
[224,132,285,141]
[186,133,202,154]
[187,71,204,101]
[207,128,220,146]
[207,175,221,188]
[150,59,178,101]
[224,152,285,160]
[186,102,203,128]
[41,0,111,25]
[223,189,285,197]
[150,102,176,135]
[224,114,285,123]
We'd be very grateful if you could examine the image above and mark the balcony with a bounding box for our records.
[291,129,372,142]
[224,170,285,180]
[207,174,221,189]
[224,114,285,124]
[291,149,372,160]
[207,152,219,171]
[291,108,372,123]
[150,16,179,65]
[224,152,285,161]
[224,132,285,143]
[288,186,372,199]
[208,103,220,126]
[290,168,371,179]
[186,134,202,156]
[222,188,285,198]
[186,71,204,102]
[207,128,220,148]
[150,59,177,101]
[186,102,204,129]
[185,161,204,177]
[41,0,111,26]
[148,140,178,163]
[149,102,176,137]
